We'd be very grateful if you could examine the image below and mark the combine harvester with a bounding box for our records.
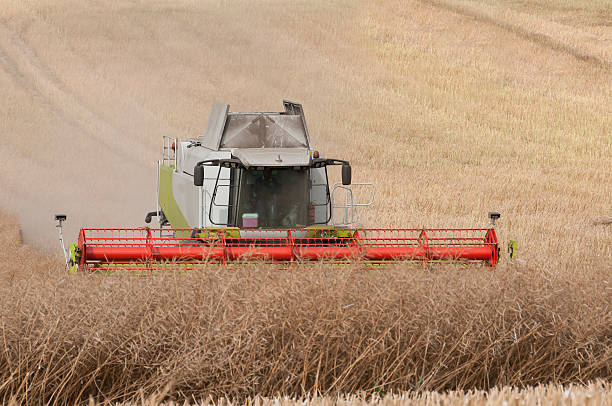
[56,101,500,272]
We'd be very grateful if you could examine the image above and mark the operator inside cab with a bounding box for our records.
[239,168,308,228]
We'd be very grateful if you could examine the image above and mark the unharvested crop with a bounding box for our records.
[1,229,610,403]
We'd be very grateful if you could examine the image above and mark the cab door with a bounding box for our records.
[309,167,329,225]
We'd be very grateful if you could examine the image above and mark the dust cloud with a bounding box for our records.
[0,20,159,250]
[0,1,359,252]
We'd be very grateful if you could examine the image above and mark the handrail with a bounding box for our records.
[331,182,376,227]
[162,136,177,168]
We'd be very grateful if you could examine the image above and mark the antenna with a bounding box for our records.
[55,214,70,268]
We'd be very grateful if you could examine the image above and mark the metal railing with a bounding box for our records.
[331,182,375,227]
[162,136,177,168]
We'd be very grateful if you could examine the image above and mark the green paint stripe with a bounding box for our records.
[159,164,190,229]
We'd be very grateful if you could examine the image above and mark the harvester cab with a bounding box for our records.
[147,100,374,231]
[60,101,501,272]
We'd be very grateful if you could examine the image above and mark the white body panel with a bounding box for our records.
[172,172,200,227]
[171,142,231,227]
[310,167,328,224]
[203,165,231,227]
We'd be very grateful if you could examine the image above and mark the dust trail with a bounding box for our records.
[0,22,157,250]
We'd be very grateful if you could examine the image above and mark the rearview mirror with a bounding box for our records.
[194,165,204,186]
[342,163,352,185]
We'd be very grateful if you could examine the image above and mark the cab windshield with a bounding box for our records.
[235,168,309,228]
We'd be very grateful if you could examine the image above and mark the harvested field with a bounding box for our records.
[0,0,610,404]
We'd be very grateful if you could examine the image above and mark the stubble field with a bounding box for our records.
[0,0,610,404]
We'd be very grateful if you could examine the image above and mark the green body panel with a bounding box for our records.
[193,227,241,239]
[192,227,351,239]
[68,243,78,273]
[508,240,517,259]
[159,164,190,229]
[305,226,355,238]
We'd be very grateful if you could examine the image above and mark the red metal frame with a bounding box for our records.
[75,227,499,272]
